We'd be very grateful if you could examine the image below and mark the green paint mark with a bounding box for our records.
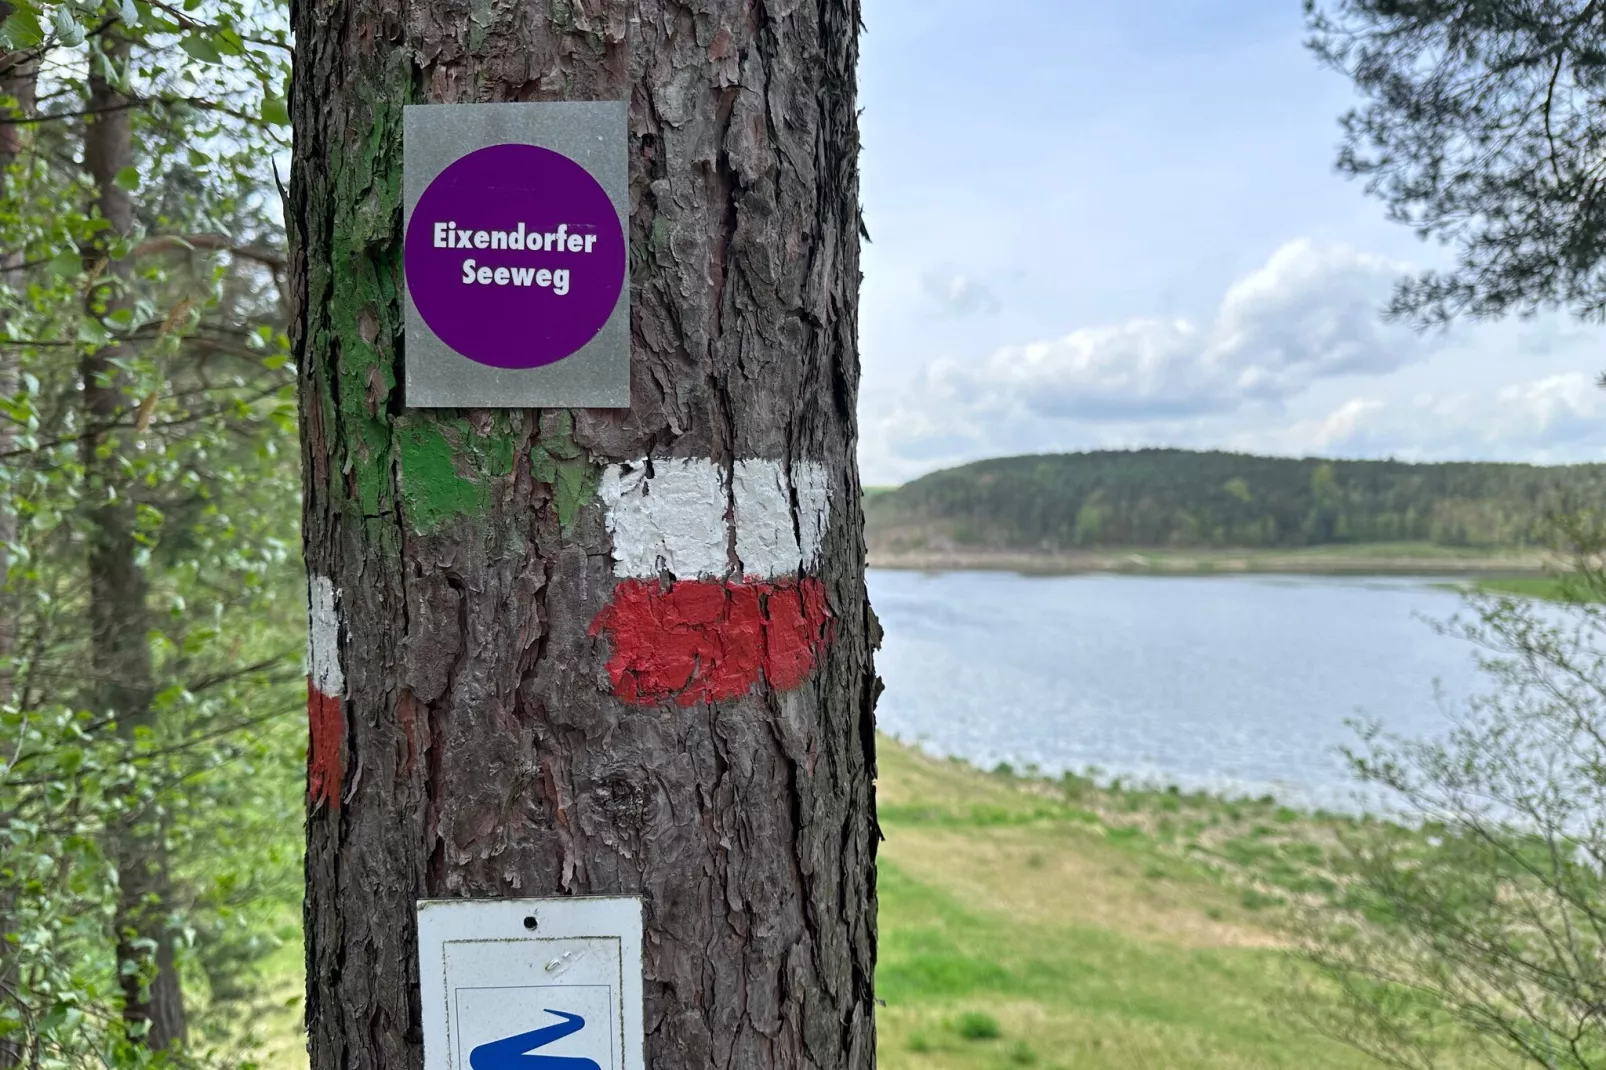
[315,61,413,523]
[303,53,545,545]
[397,417,523,534]
[479,418,517,479]
[531,411,599,535]
[399,423,487,533]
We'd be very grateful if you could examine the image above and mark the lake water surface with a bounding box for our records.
[867,569,1493,811]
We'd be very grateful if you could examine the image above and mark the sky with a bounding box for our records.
[855,0,1606,485]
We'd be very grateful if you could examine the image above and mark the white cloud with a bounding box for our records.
[933,240,1423,421]
[863,240,1435,480]
[1225,374,1606,462]
[1227,397,1390,455]
[920,265,1001,316]
[1495,374,1606,448]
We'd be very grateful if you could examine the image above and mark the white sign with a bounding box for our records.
[417,897,644,1070]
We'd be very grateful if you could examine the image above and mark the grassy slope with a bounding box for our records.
[1433,575,1603,601]
[874,743,1390,1070]
[248,740,1454,1070]
[1471,576,1583,600]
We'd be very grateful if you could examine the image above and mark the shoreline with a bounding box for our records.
[866,545,1555,577]
[875,733,1397,821]
[877,732,1415,820]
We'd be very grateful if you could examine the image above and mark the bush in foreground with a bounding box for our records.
[1292,515,1606,1069]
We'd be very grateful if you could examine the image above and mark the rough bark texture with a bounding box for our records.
[288,1,875,1068]
[81,36,187,1053]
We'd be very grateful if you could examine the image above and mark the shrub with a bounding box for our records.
[956,1011,1002,1040]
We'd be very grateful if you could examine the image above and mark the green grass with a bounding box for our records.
[1472,575,1590,601]
[1429,574,1604,602]
[1268,541,1519,559]
[872,742,1404,1069]
[955,1011,1003,1040]
[197,908,307,1070]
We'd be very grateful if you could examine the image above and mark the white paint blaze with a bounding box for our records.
[307,575,344,697]
[732,460,795,579]
[599,459,729,579]
[600,458,831,581]
[792,461,831,569]
[733,459,833,579]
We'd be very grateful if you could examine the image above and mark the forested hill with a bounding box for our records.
[865,450,1606,551]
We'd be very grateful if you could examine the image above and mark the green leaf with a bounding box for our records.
[215,27,246,55]
[51,5,84,46]
[187,147,211,168]
[180,34,222,64]
[47,251,79,277]
[0,3,45,48]
[261,96,289,127]
[114,166,140,191]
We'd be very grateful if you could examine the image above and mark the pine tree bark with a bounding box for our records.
[289,2,876,1069]
[81,32,187,1053]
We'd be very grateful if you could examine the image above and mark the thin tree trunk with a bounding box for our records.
[0,26,35,1069]
[80,31,187,1053]
[290,2,876,1068]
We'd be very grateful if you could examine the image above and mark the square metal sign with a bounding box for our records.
[402,102,630,408]
[417,896,645,1070]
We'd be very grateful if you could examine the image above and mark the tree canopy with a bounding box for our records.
[1306,0,1606,325]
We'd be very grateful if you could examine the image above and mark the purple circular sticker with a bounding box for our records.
[405,143,626,370]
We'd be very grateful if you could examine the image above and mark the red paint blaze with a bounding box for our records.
[589,577,832,706]
[306,680,344,808]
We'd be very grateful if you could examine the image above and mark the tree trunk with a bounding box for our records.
[80,32,187,1053]
[289,2,876,1069]
[0,30,35,1070]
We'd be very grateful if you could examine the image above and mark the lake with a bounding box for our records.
[867,569,1495,811]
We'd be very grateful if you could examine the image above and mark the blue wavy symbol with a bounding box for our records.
[468,1010,603,1070]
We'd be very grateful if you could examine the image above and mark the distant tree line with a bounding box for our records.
[867,450,1606,551]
